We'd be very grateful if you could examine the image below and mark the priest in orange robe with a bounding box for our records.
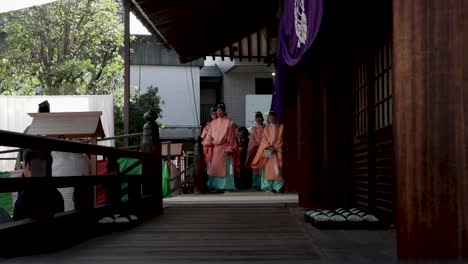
[201,107,218,167]
[251,111,284,193]
[246,111,265,190]
[202,103,239,192]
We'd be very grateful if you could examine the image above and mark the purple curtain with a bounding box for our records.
[271,0,323,119]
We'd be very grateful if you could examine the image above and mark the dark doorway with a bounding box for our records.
[255,78,274,94]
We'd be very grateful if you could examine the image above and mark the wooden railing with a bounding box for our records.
[0,110,162,256]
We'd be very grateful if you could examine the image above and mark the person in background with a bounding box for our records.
[13,150,64,221]
[202,103,239,193]
[251,111,284,193]
[246,112,265,191]
[236,126,251,190]
[201,106,218,172]
[15,100,50,170]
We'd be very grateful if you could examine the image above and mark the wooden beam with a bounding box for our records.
[0,130,150,160]
[0,148,24,155]
[0,175,151,193]
[394,0,468,259]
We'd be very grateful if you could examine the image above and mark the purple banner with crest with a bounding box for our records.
[271,0,323,119]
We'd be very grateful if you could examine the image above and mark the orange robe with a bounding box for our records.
[246,125,264,174]
[205,117,239,177]
[251,123,284,181]
[201,121,214,165]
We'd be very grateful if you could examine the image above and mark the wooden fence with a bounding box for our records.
[0,110,162,256]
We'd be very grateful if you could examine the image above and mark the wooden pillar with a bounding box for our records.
[29,149,54,220]
[106,157,121,212]
[295,65,313,207]
[393,0,468,259]
[123,0,131,147]
[30,150,51,178]
[141,110,163,212]
[282,95,298,193]
[193,137,207,193]
[295,63,325,208]
[281,62,298,193]
[90,137,97,176]
[89,136,98,208]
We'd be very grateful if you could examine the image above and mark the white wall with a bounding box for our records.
[0,95,114,172]
[222,72,274,126]
[245,95,272,128]
[130,65,200,127]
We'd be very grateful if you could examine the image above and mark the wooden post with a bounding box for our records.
[29,149,54,220]
[90,136,98,208]
[141,110,162,212]
[193,137,206,193]
[30,150,51,178]
[167,143,171,161]
[295,63,325,208]
[90,137,97,176]
[393,0,468,259]
[123,0,131,147]
[106,157,121,213]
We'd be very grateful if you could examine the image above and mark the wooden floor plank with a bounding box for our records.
[0,206,406,263]
[2,207,319,263]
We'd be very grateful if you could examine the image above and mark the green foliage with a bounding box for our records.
[113,86,164,147]
[0,0,124,95]
[0,1,164,143]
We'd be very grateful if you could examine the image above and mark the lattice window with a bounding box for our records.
[373,42,393,129]
[353,61,368,136]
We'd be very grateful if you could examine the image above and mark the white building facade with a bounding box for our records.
[130,35,203,139]
[202,57,275,127]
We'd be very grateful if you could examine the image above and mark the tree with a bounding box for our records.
[0,0,124,95]
[114,86,164,147]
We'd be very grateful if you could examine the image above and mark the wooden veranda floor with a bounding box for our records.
[1,193,399,264]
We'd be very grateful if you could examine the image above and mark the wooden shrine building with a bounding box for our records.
[127,0,468,259]
[27,111,106,175]
[0,0,465,261]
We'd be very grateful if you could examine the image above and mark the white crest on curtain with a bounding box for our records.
[294,0,308,48]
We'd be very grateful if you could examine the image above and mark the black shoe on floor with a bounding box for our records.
[209,188,221,193]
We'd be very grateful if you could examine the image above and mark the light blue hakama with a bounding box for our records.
[207,156,237,191]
